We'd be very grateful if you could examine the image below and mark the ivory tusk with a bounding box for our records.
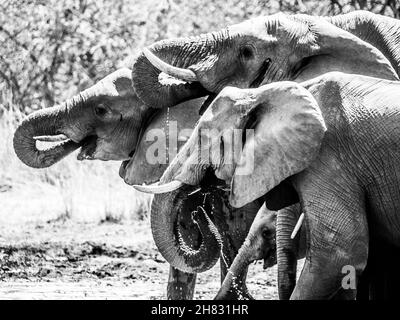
[33,134,69,142]
[188,187,201,196]
[143,48,198,82]
[290,213,305,239]
[132,180,183,194]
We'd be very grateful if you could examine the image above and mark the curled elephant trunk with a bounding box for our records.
[148,113,225,273]
[151,187,222,273]
[132,33,222,108]
[13,104,80,168]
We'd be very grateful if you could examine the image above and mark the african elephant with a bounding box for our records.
[131,11,399,111]
[14,10,400,298]
[215,200,400,300]
[215,203,306,300]
[139,71,400,299]
[13,68,149,167]
[216,202,389,300]
[130,11,400,291]
[13,67,256,300]
[120,97,259,299]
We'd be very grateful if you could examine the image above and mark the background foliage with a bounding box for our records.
[1,0,399,111]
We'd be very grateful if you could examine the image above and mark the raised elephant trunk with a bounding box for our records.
[132,32,223,108]
[13,103,80,168]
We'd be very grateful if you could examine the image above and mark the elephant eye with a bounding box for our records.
[240,46,254,60]
[262,229,271,239]
[94,105,108,117]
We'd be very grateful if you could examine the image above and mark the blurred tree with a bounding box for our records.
[0,0,398,112]
[328,0,400,16]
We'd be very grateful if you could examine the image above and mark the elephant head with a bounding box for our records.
[13,60,225,273]
[135,80,325,273]
[117,97,227,274]
[215,202,307,300]
[129,11,399,280]
[13,68,151,168]
[119,98,204,185]
[132,13,398,110]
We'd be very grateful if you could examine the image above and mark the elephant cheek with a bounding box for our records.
[90,140,131,161]
[125,164,166,185]
[61,124,90,144]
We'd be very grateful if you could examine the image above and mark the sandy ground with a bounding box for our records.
[0,218,282,300]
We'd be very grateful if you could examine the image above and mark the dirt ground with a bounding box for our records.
[0,218,282,300]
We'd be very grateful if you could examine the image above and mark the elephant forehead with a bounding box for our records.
[228,13,316,44]
[80,80,118,99]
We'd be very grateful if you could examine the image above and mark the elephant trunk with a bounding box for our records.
[215,237,255,300]
[151,190,222,273]
[13,102,81,168]
[276,204,302,300]
[149,118,223,273]
[132,32,223,108]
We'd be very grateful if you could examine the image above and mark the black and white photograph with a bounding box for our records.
[1,0,400,308]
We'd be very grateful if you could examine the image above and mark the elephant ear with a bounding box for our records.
[229,82,326,208]
[282,15,398,81]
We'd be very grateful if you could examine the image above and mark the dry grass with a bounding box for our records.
[0,103,151,225]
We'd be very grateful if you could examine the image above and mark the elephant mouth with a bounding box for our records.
[119,151,136,181]
[120,159,129,173]
[189,170,229,198]
[76,135,98,160]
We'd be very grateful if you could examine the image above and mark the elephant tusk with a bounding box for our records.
[33,134,69,142]
[290,213,305,239]
[143,48,198,83]
[188,187,201,196]
[132,180,184,194]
